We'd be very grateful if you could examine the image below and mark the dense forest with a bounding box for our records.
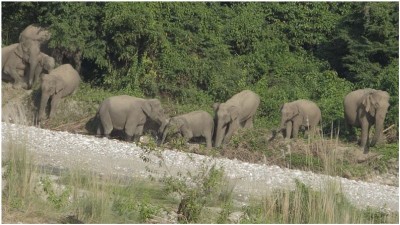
[2,2,398,131]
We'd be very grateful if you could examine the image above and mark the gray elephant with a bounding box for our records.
[18,24,51,88]
[2,43,55,88]
[96,95,168,142]
[39,64,81,120]
[213,90,260,147]
[160,110,214,149]
[279,99,321,139]
[344,88,390,153]
[2,43,29,88]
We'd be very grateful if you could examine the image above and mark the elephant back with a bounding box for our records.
[225,90,260,119]
[50,64,81,94]
[293,99,321,125]
[180,110,213,128]
[1,43,20,68]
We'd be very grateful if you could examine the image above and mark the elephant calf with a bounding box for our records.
[279,99,321,139]
[96,95,167,142]
[39,64,81,120]
[160,110,214,149]
[344,88,390,153]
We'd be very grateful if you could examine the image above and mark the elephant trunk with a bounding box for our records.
[370,111,386,147]
[214,123,226,148]
[27,47,40,88]
[278,117,287,132]
[279,117,286,131]
[160,124,177,146]
[158,119,168,135]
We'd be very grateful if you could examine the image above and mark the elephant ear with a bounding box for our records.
[142,101,153,116]
[362,93,377,116]
[55,79,65,94]
[293,104,300,116]
[142,99,161,117]
[228,106,239,121]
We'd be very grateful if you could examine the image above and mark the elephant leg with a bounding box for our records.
[4,65,26,89]
[224,120,240,145]
[49,94,61,119]
[100,112,113,138]
[285,121,292,139]
[360,122,370,153]
[292,120,301,139]
[243,117,254,128]
[125,134,134,142]
[205,133,212,149]
[133,125,144,142]
[96,124,103,137]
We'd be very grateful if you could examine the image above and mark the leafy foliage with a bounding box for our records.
[2,2,398,133]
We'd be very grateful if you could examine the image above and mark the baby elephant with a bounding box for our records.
[279,99,321,139]
[39,64,81,120]
[160,110,214,148]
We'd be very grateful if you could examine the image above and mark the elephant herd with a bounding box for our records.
[94,88,390,154]
[2,25,81,121]
[2,25,390,154]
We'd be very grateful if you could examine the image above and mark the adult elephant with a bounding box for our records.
[2,43,31,88]
[39,64,81,120]
[213,90,260,147]
[96,95,168,142]
[160,110,214,149]
[279,99,321,139]
[2,43,55,88]
[344,88,390,153]
[18,24,51,88]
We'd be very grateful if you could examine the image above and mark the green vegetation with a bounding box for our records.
[2,2,398,223]
[2,2,398,132]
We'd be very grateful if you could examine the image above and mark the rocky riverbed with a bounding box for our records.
[1,122,398,213]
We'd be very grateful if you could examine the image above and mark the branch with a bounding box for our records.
[383,124,395,133]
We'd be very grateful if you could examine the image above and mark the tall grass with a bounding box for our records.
[2,119,398,223]
[240,130,399,224]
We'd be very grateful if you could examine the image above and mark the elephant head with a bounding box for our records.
[18,25,51,88]
[160,117,189,145]
[40,54,55,72]
[33,53,55,86]
[279,103,299,130]
[39,74,65,120]
[142,99,167,133]
[213,103,240,147]
[361,90,390,146]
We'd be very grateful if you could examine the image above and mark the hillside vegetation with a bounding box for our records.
[2,2,398,130]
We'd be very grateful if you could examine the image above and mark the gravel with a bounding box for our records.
[2,122,398,213]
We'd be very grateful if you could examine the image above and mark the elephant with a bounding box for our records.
[39,64,81,120]
[2,43,29,88]
[2,43,55,89]
[213,90,260,147]
[96,95,168,142]
[160,110,214,149]
[344,88,390,153]
[18,24,51,88]
[279,99,321,139]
